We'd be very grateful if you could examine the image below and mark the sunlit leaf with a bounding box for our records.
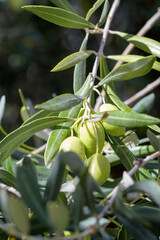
[98,56,155,86]
[91,111,160,127]
[86,0,104,21]
[51,51,94,72]
[22,6,95,29]
[107,54,160,72]
[110,30,160,58]
[0,116,72,163]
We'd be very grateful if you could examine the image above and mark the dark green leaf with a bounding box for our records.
[114,192,156,240]
[51,50,94,72]
[132,94,155,113]
[0,169,16,189]
[74,33,89,93]
[110,31,160,58]
[124,180,160,206]
[36,94,84,112]
[17,166,51,228]
[91,110,160,127]
[22,6,95,29]
[44,152,65,203]
[106,135,139,181]
[118,225,131,240]
[44,103,82,164]
[86,0,105,21]
[97,0,109,27]
[134,206,160,224]
[100,228,114,240]
[0,95,6,125]
[49,0,76,13]
[98,56,155,86]
[0,116,72,163]
[22,156,37,179]
[107,54,160,72]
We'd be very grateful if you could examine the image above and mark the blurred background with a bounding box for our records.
[0,0,160,131]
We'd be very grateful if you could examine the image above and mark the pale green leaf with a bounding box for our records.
[110,30,160,58]
[51,50,94,72]
[49,0,76,13]
[0,95,6,125]
[36,94,84,112]
[74,33,89,93]
[22,6,95,29]
[91,111,160,127]
[0,117,72,163]
[148,124,160,133]
[97,0,109,27]
[98,56,155,86]
[86,0,104,21]
[0,169,16,189]
[132,93,155,113]
[107,54,160,72]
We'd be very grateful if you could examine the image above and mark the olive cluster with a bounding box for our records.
[60,103,125,185]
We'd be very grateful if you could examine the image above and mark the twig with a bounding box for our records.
[94,8,160,111]
[124,76,160,105]
[114,8,160,68]
[97,150,160,221]
[83,0,120,120]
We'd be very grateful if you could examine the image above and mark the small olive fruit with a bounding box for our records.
[98,103,125,136]
[59,136,85,161]
[79,122,105,158]
[86,153,110,185]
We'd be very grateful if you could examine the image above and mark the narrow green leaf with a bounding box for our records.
[106,85,133,112]
[44,103,82,165]
[110,30,160,58]
[0,95,6,125]
[124,180,160,206]
[114,192,156,240]
[134,206,160,224]
[148,124,160,134]
[76,73,91,98]
[0,117,72,163]
[132,93,155,113]
[91,111,160,127]
[107,54,160,72]
[22,109,58,125]
[98,56,155,86]
[36,94,84,112]
[147,129,160,151]
[0,169,16,189]
[86,0,104,21]
[97,0,109,27]
[51,50,94,72]
[49,0,76,13]
[22,6,95,29]
[74,33,89,93]
[8,194,30,234]
[44,152,65,203]
[17,166,51,228]
[106,135,139,181]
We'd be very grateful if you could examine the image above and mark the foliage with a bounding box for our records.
[0,0,160,239]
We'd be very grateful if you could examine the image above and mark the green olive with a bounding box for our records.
[86,153,110,185]
[98,103,125,136]
[59,136,85,161]
[79,122,105,158]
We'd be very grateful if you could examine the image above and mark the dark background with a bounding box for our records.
[0,0,159,131]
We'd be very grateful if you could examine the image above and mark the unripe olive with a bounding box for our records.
[59,136,85,161]
[79,122,105,158]
[86,153,110,185]
[98,103,125,136]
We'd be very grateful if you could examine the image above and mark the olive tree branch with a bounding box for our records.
[124,76,160,105]
[83,0,120,121]
[94,8,160,111]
